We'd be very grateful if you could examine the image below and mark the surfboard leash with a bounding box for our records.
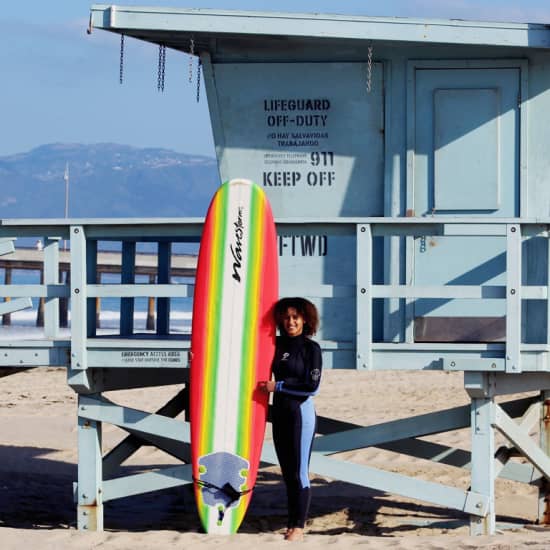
[192,477,253,506]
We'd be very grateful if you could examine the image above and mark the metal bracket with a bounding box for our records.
[463,490,490,517]
[464,372,495,399]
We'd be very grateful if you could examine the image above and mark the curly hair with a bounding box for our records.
[274,297,319,337]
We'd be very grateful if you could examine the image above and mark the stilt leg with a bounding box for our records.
[470,393,496,535]
[538,392,550,524]
[77,394,104,531]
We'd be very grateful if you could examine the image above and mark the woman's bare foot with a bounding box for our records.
[286,527,303,541]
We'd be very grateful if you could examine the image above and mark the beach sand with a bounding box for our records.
[2,367,550,549]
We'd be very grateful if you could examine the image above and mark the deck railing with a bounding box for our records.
[1,217,549,373]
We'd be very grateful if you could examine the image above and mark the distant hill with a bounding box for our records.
[0,143,220,219]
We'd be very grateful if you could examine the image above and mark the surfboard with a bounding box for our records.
[190,179,278,534]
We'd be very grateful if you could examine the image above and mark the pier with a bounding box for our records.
[1,244,196,330]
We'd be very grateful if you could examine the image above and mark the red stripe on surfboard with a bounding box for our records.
[190,189,219,478]
[245,195,278,489]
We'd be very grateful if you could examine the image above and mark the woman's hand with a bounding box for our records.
[259,380,276,393]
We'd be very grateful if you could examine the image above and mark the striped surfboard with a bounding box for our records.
[190,179,278,534]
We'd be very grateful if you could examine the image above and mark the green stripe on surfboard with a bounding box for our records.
[236,184,262,457]
[204,182,229,456]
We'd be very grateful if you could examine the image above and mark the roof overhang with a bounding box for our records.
[89,4,550,51]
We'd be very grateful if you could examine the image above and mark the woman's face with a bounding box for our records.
[282,307,304,337]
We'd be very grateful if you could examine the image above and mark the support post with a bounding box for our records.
[87,240,98,337]
[505,223,521,373]
[96,272,101,329]
[147,274,156,330]
[356,224,372,369]
[2,267,12,326]
[77,394,104,531]
[120,241,136,336]
[44,237,60,338]
[538,391,550,524]
[469,383,496,535]
[70,226,88,370]
[37,267,44,327]
[59,269,69,328]
[157,242,171,335]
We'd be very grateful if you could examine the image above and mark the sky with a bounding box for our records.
[1,0,550,158]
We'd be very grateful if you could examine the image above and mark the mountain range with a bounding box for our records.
[0,143,220,219]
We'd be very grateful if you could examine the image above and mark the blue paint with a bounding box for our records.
[298,397,316,488]
[198,452,249,509]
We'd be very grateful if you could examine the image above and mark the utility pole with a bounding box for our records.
[64,162,70,218]
[64,162,69,251]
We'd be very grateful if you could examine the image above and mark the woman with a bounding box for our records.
[260,297,322,541]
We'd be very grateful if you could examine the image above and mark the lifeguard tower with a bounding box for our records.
[2,4,550,536]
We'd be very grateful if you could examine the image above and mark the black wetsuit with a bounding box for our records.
[271,334,322,529]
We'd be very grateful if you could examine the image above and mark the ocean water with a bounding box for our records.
[0,268,193,338]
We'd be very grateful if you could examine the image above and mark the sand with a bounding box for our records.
[2,366,550,549]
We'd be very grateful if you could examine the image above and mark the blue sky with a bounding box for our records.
[1,1,549,158]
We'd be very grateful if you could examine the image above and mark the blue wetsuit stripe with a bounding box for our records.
[298,397,316,488]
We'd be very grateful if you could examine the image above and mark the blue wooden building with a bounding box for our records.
[2,3,550,536]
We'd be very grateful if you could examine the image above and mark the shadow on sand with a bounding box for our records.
[0,448,527,535]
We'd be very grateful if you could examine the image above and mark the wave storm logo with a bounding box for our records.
[230,206,244,283]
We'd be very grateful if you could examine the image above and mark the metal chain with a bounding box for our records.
[157,44,166,92]
[161,44,166,92]
[188,37,195,83]
[157,44,162,91]
[419,236,427,253]
[119,34,125,85]
[366,44,373,93]
[196,58,202,103]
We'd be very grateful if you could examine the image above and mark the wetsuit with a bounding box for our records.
[271,333,322,529]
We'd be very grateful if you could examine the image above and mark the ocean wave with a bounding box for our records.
[0,309,192,337]
[3,310,192,321]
